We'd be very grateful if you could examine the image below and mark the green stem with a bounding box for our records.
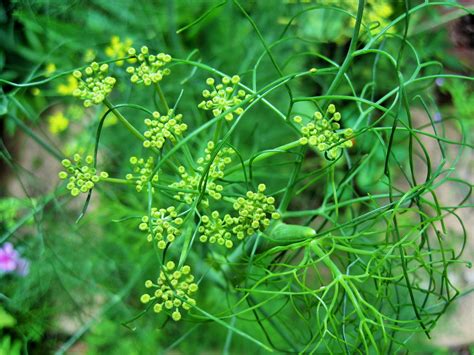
[156,83,170,112]
[156,83,195,170]
[213,119,223,143]
[324,0,365,100]
[310,239,378,352]
[102,177,197,194]
[282,193,404,218]
[103,98,145,142]
[101,177,133,185]
[226,140,302,176]
[174,136,195,169]
[278,145,305,212]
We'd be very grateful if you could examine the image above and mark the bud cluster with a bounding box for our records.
[198,184,280,248]
[143,110,188,149]
[72,62,116,107]
[125,156,158,192]
[140,261,198,321]
[170,141,234,205]
[198,211,235,249]
[293,104,353,159]
[58,154,109,196]
[139,207,183,249]
[126,46,172,85]
[232,184,280,239]
[197,76,249,122]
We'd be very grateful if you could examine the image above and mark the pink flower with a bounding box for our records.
[0,242,30,276]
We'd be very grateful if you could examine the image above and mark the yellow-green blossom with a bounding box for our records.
[126,46,172,85]
[140,261,198,321]
[139,207,183,249]
[198,76,249,122]
[293,104,353,159]
[143,109,187,149]
[125,156,158,192]
[72,62,116,107]
[198,185,280,247]
[48,112,69,134]
[170,141,234,205]
[231,184,280,239]
[199,210,236,248]
[45,63,56,76]
[56,76,79,96]
[105,36,134,66]
[58,154,109,196]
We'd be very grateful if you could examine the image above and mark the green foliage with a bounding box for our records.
[0,307,16,330]
[0,335,21,355]
[441,79,474,122]
[0,0,472,354]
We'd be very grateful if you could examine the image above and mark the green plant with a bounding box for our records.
[1,0,473,353]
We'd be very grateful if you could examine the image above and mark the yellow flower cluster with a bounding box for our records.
[232,184,280,239]
[72,62,116,107]
[198,184,280,248]
[198,211,235,248]
[126,46,172,85]
[125,156,158,192]
[197,76,249,121]
[140,261,198,321]
[143,110,188,149]
[58,154,108,196]
[56,76,79,96]
[45,63,56,76]
[293,104,353,159]
[139,207,183,249]
[170,141,234,205]
[48,112,69,134]
[105,36,134,66]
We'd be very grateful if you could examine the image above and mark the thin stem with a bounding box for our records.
[103,98,145,142]
[226,140,302,176]
[324,0,365,101]
[156,83,170,112]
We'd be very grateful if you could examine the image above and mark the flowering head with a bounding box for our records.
[170,141,234,205]
[105,36,134,66]
[45,63,57,76]
[56,75,79,96]
[72,62,116,107]
[58,154,109,196]
[197,76,249,121]
[48,112,69,134]
[139,207,183,249]
[140,261,198,321]
[232,184,280,239]
[294,104,353,159]
[199,211,235,248]
[125,156,158,192]
[143,110,188,149]
[126,46,172,85]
